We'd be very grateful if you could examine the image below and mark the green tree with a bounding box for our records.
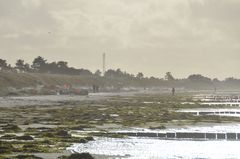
[31,56,47,72]
[0,59,8,70]
[188,74,211,82]
[57,61,68,69]
[136,72,144,79]
[24,63,30,72]
[165,72,175,81]
[15,59,25,71]
[94,70,102,76]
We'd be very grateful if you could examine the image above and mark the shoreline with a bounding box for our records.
[1,92,240,158]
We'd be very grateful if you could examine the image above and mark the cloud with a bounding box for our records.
[0,0,58,47]
[0,0,240,78]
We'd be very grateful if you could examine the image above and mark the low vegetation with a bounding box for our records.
[0,93,239,158]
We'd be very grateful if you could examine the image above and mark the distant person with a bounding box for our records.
[96,85,99,93]
[92,85,99,93]
[172,87,175,96]
[92,85,96,93]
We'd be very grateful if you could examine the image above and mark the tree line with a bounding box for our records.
[1,56,240,90]
[0,57,180,81]
[0,56,146,78]
[0,56,93,75]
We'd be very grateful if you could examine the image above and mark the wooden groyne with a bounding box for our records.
[178,110,240,116]
[114,132,240,140]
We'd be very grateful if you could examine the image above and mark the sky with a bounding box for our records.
[0,0,240,79]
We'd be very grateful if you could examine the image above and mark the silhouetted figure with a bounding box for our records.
[172,87,175,96]
[93,85,99,93]
[93,85,96,93]
[96,85,99,93]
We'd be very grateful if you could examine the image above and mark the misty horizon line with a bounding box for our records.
[0,56,239,81]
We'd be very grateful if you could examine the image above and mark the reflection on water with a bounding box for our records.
[68,137,240,159]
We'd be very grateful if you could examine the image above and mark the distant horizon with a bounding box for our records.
[2,52,240,80]
[0,55,239,80]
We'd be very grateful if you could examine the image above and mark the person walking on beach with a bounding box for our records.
[172,87,175,96]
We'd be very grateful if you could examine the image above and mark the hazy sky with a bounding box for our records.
[0,0,240,79]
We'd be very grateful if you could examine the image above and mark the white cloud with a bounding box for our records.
[0,0,240,78]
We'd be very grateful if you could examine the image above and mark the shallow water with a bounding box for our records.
[0,92,141,107]
[68,137,240,159]
[0,94,106,107]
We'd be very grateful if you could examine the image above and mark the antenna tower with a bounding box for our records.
[103,53,106,76]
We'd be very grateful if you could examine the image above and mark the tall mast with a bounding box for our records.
[103,53,106,76]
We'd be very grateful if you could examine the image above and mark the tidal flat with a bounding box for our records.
[1,92,240,159]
